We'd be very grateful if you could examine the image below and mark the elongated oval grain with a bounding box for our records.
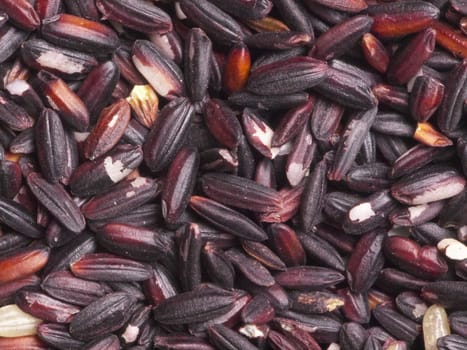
[373,304,421,343]
[241,240,287,271]
[285,124,315,186]
[368,1,440,38]
[97,223,167,262]
[423,304,450,350]
[69,292,136,341]
[0,246,49,284]
[143,97,194,172]
[208,324,260,350]
[15,289,80,323]
[96,0,172,34]
[299,159,327,232]
[0,304,42,338]
[384,236,449,280]
[77,61,120,123]
[313,67,377,110]
[153,286,237,325]
[81,177,160,221]
[391,165,466,205]
[70,253,151,282]
[328,107,378,181]
[200,172,282,213]
[347,230,385,293]
[184,28,212,103]
[132,40,184,100]
[41,270,109,306]
[203,246,235,290]
[37,323,84,350]
[0,91,34,131]
[21,38,98,80]
[275,266,345,290]
[313,15,373,61]
[422,281,467,308]
[35,70,90,132]
[387,28,436,85]
[35,108,66,183]
[247,57,329,95]
[179,223,203,291]
[161,147,199,226]
[178,0,245,45]
[225,247,276,287]
[70,144,143,197]
[41,13,119,54]
[204,99,243,149]
[299,233,345,272]
[271,0,314,37]
[126,84,158,128]
[189,196,268,241]
[0,2,466,350]
[0,197,43,238]
[273,96,314,147]
[269,224,306,267]
[82,99,131,160]
[27,172,85,233]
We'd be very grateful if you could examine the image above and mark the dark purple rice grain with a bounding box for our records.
[0,2,466,349]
